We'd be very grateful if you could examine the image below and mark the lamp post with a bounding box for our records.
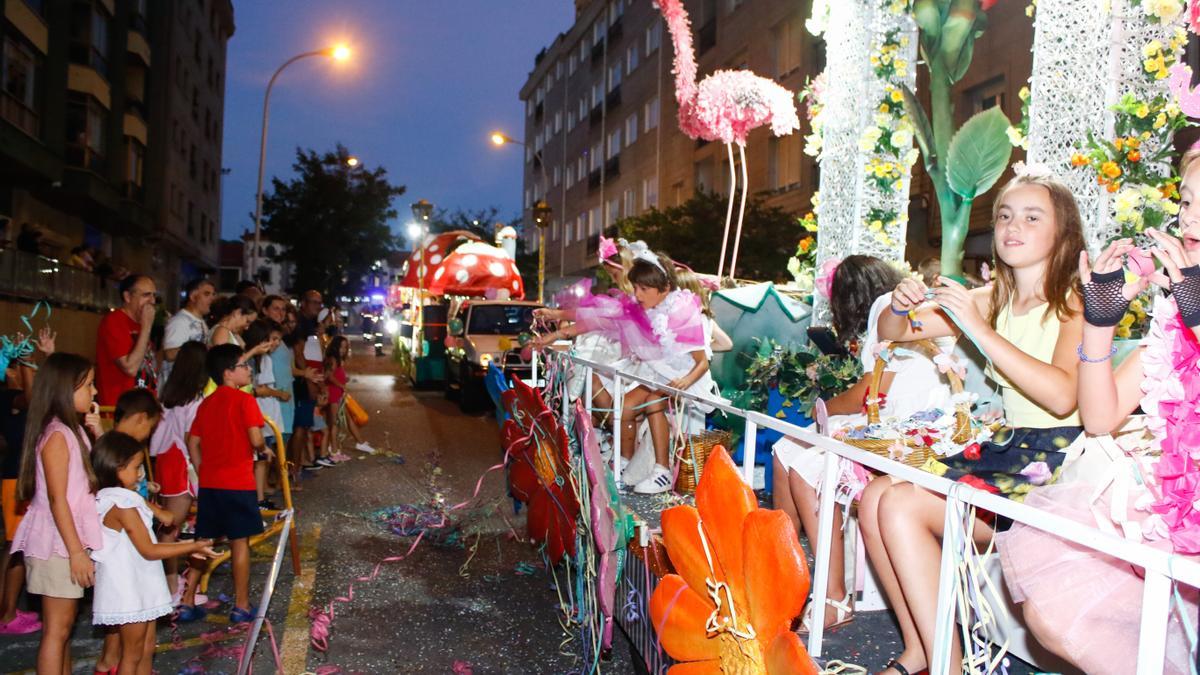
[489,131,552,299]
[251,44,351,274]
[531,200,552,303]
[410,199,434,343]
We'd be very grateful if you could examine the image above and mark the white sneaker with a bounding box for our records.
[633,464,673,494]
[619,456,630,473]
[355,442,377,455]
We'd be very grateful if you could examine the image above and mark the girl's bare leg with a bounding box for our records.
[619,387,650,459]
[793,473,847,625]
[38,596,76,675]
[772,458,800,533]
[878,483,993,671]
[116,620,149,674]
[859,476,926,674]
[644,396,670,467]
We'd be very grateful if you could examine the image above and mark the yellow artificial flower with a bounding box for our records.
[1018,86,1030,102]
[1135,102,1151,118]
[890,88,904,103]
[1154,112,1168,129]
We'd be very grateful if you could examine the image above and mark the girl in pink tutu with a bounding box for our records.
[995,149,1200,674]
[861,167,1087,675]
[535,245,714,494]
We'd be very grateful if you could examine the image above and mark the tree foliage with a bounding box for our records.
[260,145,404,298]
[616,191,802,282]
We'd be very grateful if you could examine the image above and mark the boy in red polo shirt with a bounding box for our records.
[182,344,273,623]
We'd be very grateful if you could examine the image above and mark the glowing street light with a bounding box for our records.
[251,44,354,273]
[490,131,516,147]
[346,156,360,167]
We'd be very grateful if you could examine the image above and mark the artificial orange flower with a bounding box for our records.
[1127,150,1142,162]
[1097,176,1109,186]
[1114,137,1125,151]
[1101,161,1122,179]
[1125,136,1141,149]
[648,447,818,674]
[1071,153,1089,167]
[1107,182,1120,193]
[1161,183,1180,199]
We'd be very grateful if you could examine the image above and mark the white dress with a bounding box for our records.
[773,293,954,495]
[91,487,173,625]
[255,359,283,438]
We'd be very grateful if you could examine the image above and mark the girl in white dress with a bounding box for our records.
[90,432,215,675]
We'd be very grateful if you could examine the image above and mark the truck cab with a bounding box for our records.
[445,299,541,410]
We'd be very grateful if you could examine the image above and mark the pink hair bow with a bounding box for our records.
[815,257,841,299]
[598,235,618,262]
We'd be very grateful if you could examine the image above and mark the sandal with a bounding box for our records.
[880,659,928,675]
[798,592,854,633]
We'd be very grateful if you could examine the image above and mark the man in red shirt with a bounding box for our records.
[183,344,271,624]
[95,274,158,406]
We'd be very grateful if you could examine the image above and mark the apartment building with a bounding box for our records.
[0,0,234,310]
[519,0,1035,285]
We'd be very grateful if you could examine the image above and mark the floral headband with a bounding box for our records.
[1011,161,1056,180]
[626,239,666,273]
[814,257,841,299]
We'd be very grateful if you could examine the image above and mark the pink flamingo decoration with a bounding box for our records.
[653,0,800,280]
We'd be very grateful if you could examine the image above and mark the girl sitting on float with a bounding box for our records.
[860,165,1085,675]
[772,254,956,632]
[534,245,716,494]
[993,149,1200,675]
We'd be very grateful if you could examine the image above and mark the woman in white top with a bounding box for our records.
[208,295,257,348]
[773,256,954,631]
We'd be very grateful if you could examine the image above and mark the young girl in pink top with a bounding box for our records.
[324,335,374,455]
[10,353,106,674]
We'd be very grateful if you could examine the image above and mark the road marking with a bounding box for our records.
[280,523,322,674]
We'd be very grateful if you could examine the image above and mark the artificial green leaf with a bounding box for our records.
[947,106,1013,199]
[914,0,946,53]
[902,84,938,172]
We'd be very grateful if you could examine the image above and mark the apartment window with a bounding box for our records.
[566,164,575,187]
[772,14,804,78]
[591,82,603,108]
[644,96,659,132]
[553,110,562,134]
[593,21,605,45]
[609,0,625,25]
[65,93,106,172]
[768,133,803,189]
[645,21,662,54]
[1,35,41,137]
[70,1,110,78]
[642,176,659,209]
[551,218,560,241]
[569,52,577,75]
[967,76,1006,113]
[565,216,574,244]
[527,99,535,117]
[553,166,561,187]
[623,188,636,217]
[626,44,639,75]
[578,96,588,120]
[590,141,602,171]
[607,129,622,159]
[578,156,586,179]
[568,108,577,130]
[590,206,602,235]
[579,38,589,62]
[605,198,619,227]
[124,137,144,193]
[608,61,622,92]
[625,112,638,146]
[555,60,563,79]
[524,188,532,209]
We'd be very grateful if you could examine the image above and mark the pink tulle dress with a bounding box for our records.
[556,281,722,411]
[996,295,1200,674]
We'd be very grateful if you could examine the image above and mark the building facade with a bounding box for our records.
[0,0,233,310]
[240,231,291,296]
[519,0,1034,286]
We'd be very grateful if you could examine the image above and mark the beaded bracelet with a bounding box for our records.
[1076,343,1118,363]
[889,304,911,316]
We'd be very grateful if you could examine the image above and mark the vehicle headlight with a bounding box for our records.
[384,318,399,334]
[480,353,492,368]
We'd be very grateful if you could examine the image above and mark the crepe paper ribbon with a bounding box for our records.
[0,301,50,381]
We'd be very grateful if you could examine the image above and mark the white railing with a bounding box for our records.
[562,353,1200,675]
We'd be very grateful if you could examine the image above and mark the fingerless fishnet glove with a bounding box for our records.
[1082,268,1129,327]
[1171,265,1200,328]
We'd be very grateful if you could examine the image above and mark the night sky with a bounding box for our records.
[219,1,575,240]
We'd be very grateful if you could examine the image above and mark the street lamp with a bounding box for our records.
[346,156,360,167]
[489,130,553,300]
[251,44,352,274]
[531,200,553,303]
[410,199,434,343]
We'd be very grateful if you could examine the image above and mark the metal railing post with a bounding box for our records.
[612,374,624,486]
[930,492,964,675]
[807,449,840,658]
[1136,571,1171,675]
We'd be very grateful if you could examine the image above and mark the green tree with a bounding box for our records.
[616,191,802,282]
[260,145,405,298]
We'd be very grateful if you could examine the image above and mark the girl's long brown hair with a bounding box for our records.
[987,173,1085,326]
[17,353,98,500]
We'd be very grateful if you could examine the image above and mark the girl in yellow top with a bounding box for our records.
[860,167,1086,675]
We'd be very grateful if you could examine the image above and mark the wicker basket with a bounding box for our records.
[674,429,731,494]
[842,339,973,467]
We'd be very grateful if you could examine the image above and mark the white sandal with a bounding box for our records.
[798,592,854,633]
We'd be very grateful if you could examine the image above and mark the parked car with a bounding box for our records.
[444,299,541,411]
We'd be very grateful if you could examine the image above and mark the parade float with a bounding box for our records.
[481,0,1200,673]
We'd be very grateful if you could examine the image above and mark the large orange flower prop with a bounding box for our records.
[648,446,818,674]
[500,377,578,563]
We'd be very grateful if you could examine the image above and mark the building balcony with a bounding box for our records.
[535,101,544,121]
[605,155,620,177]
[0,91,39,139]
[589,103,603,126]
[607,18,623,43]
[0,246,120,312]
[588,168,602,190]
[591,39,605,65]
[606,86,621,111]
